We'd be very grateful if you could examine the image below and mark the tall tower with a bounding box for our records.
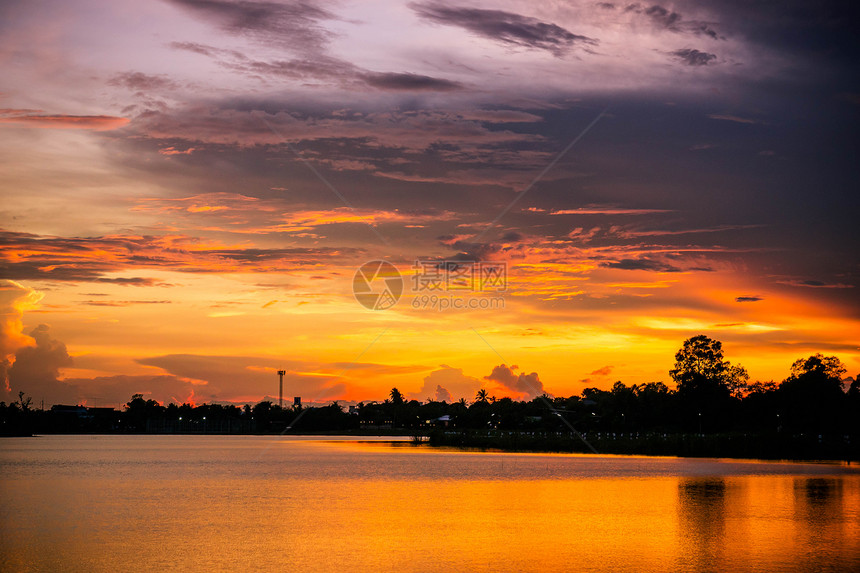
[277,370,286,408]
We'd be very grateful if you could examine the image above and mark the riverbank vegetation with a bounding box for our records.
[3,336,858,460]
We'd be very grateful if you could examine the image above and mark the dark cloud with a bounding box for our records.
[221,54,357,83]
[671,48,717,66]
[167,0,335,53]
[411,2,597,56]
[735,295,763,302]
[438,237,503,262]
[642,5,681,29]
[362,72,463,92]
[626,3,721,39]
[484,364,547,399]
[601,257,681,272]
[776,279,855,289]
[170,39,461,93]
[590,365,614,376]
[108,72,178,91]
[500,231,523,242]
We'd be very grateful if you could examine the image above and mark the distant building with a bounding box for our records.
[50,405,88,418]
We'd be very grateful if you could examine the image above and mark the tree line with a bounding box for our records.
[2,335,859,440]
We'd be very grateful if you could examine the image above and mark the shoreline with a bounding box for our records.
[7,429,859,464]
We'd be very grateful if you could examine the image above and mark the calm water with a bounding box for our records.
[2,436,859,572]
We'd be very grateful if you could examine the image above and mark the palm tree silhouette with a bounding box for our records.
[475,389,489,402]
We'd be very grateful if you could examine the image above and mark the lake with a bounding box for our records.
[1,435,859,571]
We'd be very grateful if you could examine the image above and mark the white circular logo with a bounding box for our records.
[352,260,403,310]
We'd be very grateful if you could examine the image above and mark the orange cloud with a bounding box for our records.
[0,113,129,130]
[0,280,44,393]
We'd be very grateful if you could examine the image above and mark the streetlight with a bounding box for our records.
[698,412,702,435]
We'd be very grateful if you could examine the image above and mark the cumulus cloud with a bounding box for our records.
[434,384,452,402]
[8,324,77,404]
[0,280,43,394]
[483,363,547,399]
[413,365,481,401]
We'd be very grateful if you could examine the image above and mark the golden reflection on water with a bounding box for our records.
[1,436,859,572]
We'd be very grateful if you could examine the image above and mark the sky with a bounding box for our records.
[1,0,858,408]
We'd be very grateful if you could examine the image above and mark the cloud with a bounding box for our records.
[361,72,463,92]
[776,279,855,289]
[0,229,363,283]
[483,364,547,399]
[550,207,672,215]
[735,295,763,302]
[590,365,614,376]
[80,300,173,307]
[671,48,717,66]
[456,110,542,123]
[59,374,201,407]
[438,237,503,262]
[707,114,761,124]
[137,354,347,402]
[166,0,335,54]
[8,324,77,404]
[601,257,681,272]
[411,2,596,56]
[108,72,178,91]
[434,385,452,402]
[413,365,481,401]
[626,3,721,39]
[0,280,43,393]
[0,112,129,130]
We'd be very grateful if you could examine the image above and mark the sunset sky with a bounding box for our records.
[1,0,858,407]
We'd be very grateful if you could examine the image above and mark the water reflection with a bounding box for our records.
[677,478,728,569]
[1,436,859,572]
[793,477,846,564]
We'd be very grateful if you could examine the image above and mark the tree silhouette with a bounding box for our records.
[779,354,847,433]
[389,387,404,405]
[671,335,728,386]
[475,389,489,403]
[16,391,32,412]
[789,354,846,381]
[670,335,745,431]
